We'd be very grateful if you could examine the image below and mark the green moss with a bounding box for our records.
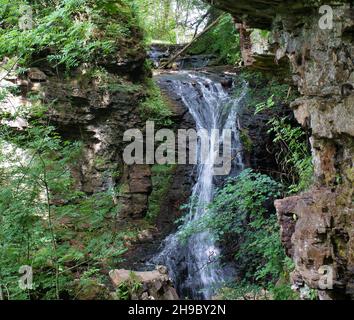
[333,236,347,259]
[83,67,142,94]
[345,167,354,183]
[240,128,253,153]
[140,79,173,127]
[236,70,296,110]
[146,164,176,222]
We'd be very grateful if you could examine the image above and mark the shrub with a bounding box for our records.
[116,272,142,300]
[188,14,241,65]
[0,0,140,70]
[180,169,285,282]
[267,116,313,193]
[178,169,297,298]
[0,124,129,299]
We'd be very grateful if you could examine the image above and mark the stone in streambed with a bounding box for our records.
[109,266,179,300]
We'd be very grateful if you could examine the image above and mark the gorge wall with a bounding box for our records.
[1,38,153,219]
[206,0,354,299]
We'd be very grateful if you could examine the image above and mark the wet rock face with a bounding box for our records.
[43,70,152,217]
[120,165,153,219]
[238,83,294,175]
[207,0,354,299]
[118,78,196,270]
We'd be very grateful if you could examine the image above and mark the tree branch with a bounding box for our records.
[160,15,224,69]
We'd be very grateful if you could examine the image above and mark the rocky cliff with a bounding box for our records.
[1,44,154,219]
[206,0,354,299]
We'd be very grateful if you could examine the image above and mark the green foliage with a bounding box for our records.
[217,282,265,300]
[239,128,253,153]
[87,66,143,95]
[0,123,129,299]
[188,14,241,65]
[271,283,299,300]
[254,95,275,114]
[0,0,140,69]
[133,0,176,43]
[146,164,176,222]
[132,0,209,44]
[239,69,313,194]
[140,79,173,126]
[115,271,142,300]
[217,279,299,300]
[238,70,296,108]
[308,288,318,300]
[180,169,284,280]
[116,282,130,300]
[0,88,8,102]
[267,116,313,193]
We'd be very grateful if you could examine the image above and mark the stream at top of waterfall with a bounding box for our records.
[148,68,248,300]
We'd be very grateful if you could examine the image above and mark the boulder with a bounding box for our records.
[109,266,179,300]
[27,68,47,82]
[276,187,353,299]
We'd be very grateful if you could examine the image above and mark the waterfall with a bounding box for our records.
[152,71,248,299]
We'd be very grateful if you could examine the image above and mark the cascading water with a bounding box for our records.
[148,46,170,68]
[152,71,248,299]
